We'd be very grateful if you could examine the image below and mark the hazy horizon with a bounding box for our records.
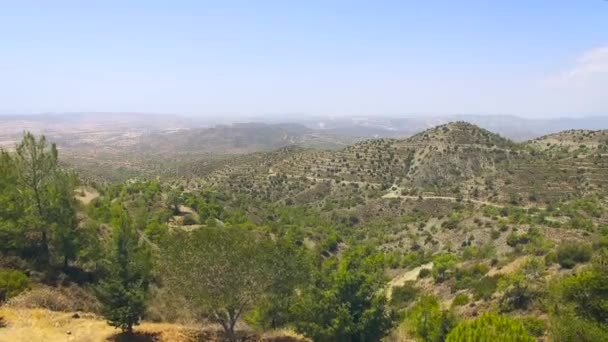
[1,1,607,118]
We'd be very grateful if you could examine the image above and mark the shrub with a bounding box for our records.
[560,249,608,324]
[182,214,198,225]
[499,278,536,312]
[557,241,592,268]
[550,310,608,342]
[519,316,545,337]
[451,293,470,307]
[446,313,534,342]
[418,268,432,279]
[507,233,529,247]
[407,295,457,342]
[6,285,99,313]
[391,281,419,308]
[0,269,29,302]
[432,253,458,283]
[453,263,489,291]
[472,276,499,301]
[545,251,557,266]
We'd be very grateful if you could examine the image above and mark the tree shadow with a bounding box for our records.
[107,332,161,342]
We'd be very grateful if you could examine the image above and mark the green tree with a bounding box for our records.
[1,133,80,267]
[15,132,59,263]
[167,189,182,215]
[247,237,311,330]
[0,151,27,253]
[406,294,457,342]
[162,227,284,342]
[446,313,534,342]
[433,253,458,283]
[95,210,151,334]
[292,246,395,342]
[47,171,80,270]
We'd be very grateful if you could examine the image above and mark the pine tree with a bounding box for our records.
[15,132,59,264]
[95,210,151,334]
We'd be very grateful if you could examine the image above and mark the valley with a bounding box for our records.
[1,120,608,341]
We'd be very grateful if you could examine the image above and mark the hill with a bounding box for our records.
[529,129,608,152]
[201,122,608,210]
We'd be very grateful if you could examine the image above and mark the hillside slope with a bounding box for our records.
[199,122,608,212]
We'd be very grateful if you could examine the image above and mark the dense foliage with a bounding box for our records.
[291,246,395,342]
[161,226,307,341]
[0,133,80,268]
[95,210,151,333]
[445,313,534,342]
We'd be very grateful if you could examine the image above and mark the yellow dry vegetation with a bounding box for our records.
[0,307,310,342]
[0,307,206,342]
[74,186,100,205]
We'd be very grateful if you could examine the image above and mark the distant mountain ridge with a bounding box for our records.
[2,113,608,154]
[131,123,358,154]
[284,114,608,141]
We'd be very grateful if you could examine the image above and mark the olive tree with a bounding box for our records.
[161,227,281,341]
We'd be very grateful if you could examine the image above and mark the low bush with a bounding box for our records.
[6,285,100,313]
[519,316,546,337]
[499,281,536,312]
[446,313,534,341]
[451,293,470,307]
[182,214,198,225]
[453,263,490,290]
[391,281,419,308]
[406,295,457,342]
[0,269,29,302]
[557,241,592,268]
[418,268,432,279]
[472,276,499,301]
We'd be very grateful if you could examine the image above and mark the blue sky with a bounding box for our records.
[0,1,606,117]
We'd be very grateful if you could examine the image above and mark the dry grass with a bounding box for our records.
[260,329,311,341]
[0,306,216,342]
[0,307,309,342]
[6,285,100,314]
[74,187,100,205]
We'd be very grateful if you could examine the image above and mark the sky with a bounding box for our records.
[0,1,606,118]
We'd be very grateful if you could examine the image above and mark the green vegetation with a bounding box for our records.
[556,241,592,268]
[451,293,469,307]
[292,246,395,341]
[0,269,29,301]
[2,125,608,341]
[405,295,457,342]
[0,133,81,268]
[391,281,419,308]
[161,227,303,341]
[445,313,534,342]
[94,210,151,334]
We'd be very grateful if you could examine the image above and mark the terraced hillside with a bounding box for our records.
[529,129,608,153]
[198,122,608,212]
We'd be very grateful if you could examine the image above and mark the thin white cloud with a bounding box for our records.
[545,46,608,86]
